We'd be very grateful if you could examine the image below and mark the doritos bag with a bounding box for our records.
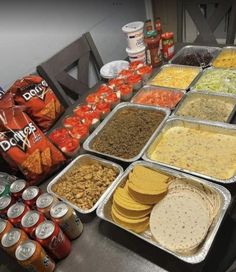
[8,75,64,131]
[0,86,5,100]
[0,103,65,185]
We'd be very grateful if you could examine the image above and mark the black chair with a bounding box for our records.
[37,32,104,108]
[177,0,236,45]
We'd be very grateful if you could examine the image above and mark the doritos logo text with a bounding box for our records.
[22,80,48,101]
[0,87,5,100]
[0,122,37,152]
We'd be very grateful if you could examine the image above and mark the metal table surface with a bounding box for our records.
[2,43,236,272]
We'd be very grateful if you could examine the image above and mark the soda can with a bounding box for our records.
[0,180,10,197]
[50,202,83,240]
[7,202,30,228]
[36,193,59,219]
[22,186,42,208]
[0,195,16,219]
[1,227,28,257]
[35,220,71,260]
[0,172,17,183]
[0,219,13,242]
[15,239,55,272]
[10,179,27,200]
[21,210,46,239]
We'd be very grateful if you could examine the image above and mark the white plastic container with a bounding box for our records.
[126,46,146,63]
[122,21,144,50]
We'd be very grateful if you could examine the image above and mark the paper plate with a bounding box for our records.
[100,60,129,79]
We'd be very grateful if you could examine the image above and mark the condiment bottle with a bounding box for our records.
[144,30,162,67]
[161,32,175,60]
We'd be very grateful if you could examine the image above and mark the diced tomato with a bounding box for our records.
[127,74,142,84]
[69,124,89,140]
[63,115,80,128]
[129,60,144,70]
[108,78,124,89]
[49,128,70,145]
[117,84,133,95]
[137,65,153,76]
[59,137,79,152]
[118,69,135,78]
[133,89,184,108]
[86,93,101,105]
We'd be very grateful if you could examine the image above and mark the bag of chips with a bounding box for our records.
[0,86,5,100]
[0,104,65,185]
[8,75,64,131]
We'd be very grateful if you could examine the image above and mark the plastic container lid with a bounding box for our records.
[122,21,144,33]
[126,46,146,55]
[100,60,129,79]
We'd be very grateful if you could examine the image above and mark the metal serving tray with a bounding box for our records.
[148,64,202,91]
[169,45,221,68]
[130,85,185,110]
[47,154,123,214]
[143,117,236,184]
[191,67,236,96]
[83,102,170,163]
[172,91,236,123]
[212,46,236,68]
[96,160,231,264]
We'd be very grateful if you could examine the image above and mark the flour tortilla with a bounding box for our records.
[150,191,211,254]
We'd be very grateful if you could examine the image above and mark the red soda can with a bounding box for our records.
[10,179,27,200]
[0,195,16,219]
[7,202,30,228]
[21,210,46,239]
[35,220,71,260]
[22,186,42,208]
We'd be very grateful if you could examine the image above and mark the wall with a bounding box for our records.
[0,0,146,89]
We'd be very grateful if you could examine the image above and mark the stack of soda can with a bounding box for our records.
[0,172,83,272]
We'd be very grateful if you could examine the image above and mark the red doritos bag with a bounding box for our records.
[0,101,65,185]
[8,75,64,131]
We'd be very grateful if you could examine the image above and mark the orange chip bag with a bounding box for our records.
[8,75,64,131]
[0,107,65,185]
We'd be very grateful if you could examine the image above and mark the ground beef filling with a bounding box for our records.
[92,108,165,159]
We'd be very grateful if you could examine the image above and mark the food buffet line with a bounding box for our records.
[2,21,236,272]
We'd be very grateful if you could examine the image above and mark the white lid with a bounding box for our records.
[122,21,144,33]
[100,60,129,79]
[126,46,146,54]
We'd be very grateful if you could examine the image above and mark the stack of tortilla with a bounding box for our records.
[111,165,169,233]
[150,178,221,255]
